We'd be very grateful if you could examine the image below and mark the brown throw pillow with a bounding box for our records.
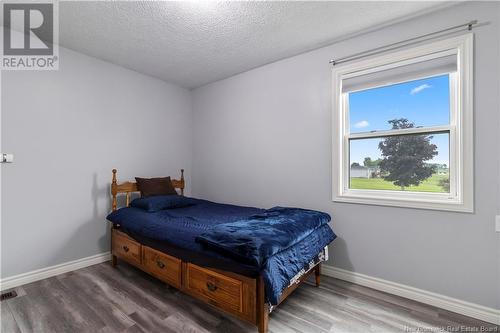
[135,177,178,197]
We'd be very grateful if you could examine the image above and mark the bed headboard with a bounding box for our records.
[111,168,185,211]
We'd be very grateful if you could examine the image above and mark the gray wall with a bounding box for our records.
[192,2,500,309]
[497,1,500,314]
[1,46,192,278]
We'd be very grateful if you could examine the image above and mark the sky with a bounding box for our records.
[348,74,450,166]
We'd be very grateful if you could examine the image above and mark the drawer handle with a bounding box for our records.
[156,260,165,269]
[206,282,218,292]
[122,246,129,253]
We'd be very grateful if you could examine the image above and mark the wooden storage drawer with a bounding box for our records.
[112,230,141,265]
[143,246,181,288]
[185,263,243,313]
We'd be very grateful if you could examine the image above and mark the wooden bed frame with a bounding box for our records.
[110,169,321,333]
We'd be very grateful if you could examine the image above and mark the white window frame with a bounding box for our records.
[332,34,474,212]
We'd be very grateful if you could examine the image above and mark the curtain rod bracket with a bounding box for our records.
[468,20,478,31]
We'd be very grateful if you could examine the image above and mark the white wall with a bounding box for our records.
[1,46,192,278]
[192,2,500,310]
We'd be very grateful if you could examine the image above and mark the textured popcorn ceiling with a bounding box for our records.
[58,1,451,89]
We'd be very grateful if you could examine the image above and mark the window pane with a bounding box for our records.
[348,74,450,133]
[349,133,449,193]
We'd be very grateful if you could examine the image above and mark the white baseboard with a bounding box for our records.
[1,255,498,325]
[0,252,111,291]
[322,265,500,325]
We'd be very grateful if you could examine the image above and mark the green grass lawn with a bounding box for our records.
[350,174,449,193]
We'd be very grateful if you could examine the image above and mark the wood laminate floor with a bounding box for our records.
[1,261,498,333]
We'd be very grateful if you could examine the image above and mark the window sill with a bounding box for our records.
[333,190,473,213]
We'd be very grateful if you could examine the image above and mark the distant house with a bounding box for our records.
[350,165,379,178]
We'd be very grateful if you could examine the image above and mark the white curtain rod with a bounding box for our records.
[329,20,478,66]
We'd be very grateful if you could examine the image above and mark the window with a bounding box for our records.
[332,34,473,212]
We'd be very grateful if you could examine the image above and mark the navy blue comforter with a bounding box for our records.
[196,207,332,267]
[107,198,336,305]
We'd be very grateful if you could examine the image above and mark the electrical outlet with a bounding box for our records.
[496,215,500,232]
[1,153,14,163]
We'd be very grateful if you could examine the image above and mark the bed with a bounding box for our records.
[107,169,336,333]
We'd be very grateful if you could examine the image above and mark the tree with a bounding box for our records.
[351,162,361,167]
[438,178,450,192]
[378,118,438,190]
[363,157,382,168]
